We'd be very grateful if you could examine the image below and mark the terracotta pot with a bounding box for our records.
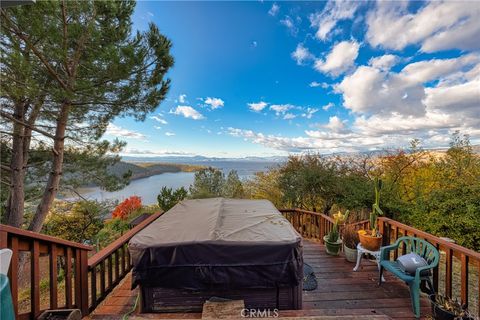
[323,236,342,256]
[358,231,383,251]
[343,244,358,263]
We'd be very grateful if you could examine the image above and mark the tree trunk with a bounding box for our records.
[6,101,26,228]
[29,102,70,232]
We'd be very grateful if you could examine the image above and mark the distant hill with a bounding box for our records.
[108,161,205,181]
[120,145,479,164]
[121,155,288,163]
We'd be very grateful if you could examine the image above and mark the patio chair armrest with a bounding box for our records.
[380,243,399,261]
[415,264,434,280]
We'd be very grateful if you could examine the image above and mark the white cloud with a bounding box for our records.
[248,101,268,112]
[283,113,296,120]
[154,126,162,130]
[227,53,480,154]
[368,54,399,71]
[268,3,279,16]
[336,54,480,117]
[121,148,193,156]
[324,116,349,133]
[170,106,205,120]
[366,1,480,52]
[322,102,334,111]
[105,124,146,140]
[204,97,224,109]
[309,0,360,41]
[281,16,298,35]
[292,44,314,65]
[165,132,175,136]
[314,40,360,77]
[150,115,168,125]
[178,94,187,103]
[301,108,319,119]
[270,104,294,115]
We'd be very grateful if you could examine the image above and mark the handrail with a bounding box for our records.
[280,208,335,242]
[378,217,480,261]
[0,224,92,319]
[378,217,479,316]
[88,212,163,267]
[279,208,369,242]
[0,224,92,250]
[87,211,163,312]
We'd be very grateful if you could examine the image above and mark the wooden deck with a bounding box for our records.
[90,240,432,319]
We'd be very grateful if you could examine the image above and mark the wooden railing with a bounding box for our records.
[1,209,478,318]
[280,209,479,317]
[0,224,92,320]
[378,217,480,317]
[0,212,162,319]
[279,208,369,242]
[87,211,163,312]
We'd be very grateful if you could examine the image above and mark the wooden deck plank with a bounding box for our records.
[90,240,432,319]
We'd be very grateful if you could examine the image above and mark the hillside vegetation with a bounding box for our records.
[108,161,205,181]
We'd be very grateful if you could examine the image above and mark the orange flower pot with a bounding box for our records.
[358,230,383,251]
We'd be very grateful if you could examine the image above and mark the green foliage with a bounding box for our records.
[373,133,480,250]
[189,167,246,199]
[244,169,283,207]
[242,133,479,251]
[276,154,373,213]
[0,0,174,230]
[95,218,130,249]
[223,170,245,198]
[189,167,225,198]
[157,186,188,211]
[43,200,109,244]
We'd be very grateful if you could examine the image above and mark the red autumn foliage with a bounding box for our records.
[112,196,142,220]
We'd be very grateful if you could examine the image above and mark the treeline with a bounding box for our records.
[42,133,479,251]
[160,133,479,251]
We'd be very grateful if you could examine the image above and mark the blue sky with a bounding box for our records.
[104,1,480,157]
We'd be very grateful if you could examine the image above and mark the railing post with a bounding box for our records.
[79,250,89,316]
[49,243,58,309]
[460,254,469,307]
[65,247,73,308]
[445,248,453,298]
[31,240,40,319]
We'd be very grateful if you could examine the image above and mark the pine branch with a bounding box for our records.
[0,110,56,139]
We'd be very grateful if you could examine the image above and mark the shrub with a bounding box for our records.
[157,187,187,211]
[112,196,142,220]
[43,200,108,244]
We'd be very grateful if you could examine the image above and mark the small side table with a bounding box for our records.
[353,243,385,282]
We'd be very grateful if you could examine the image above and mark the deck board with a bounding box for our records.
[90,240,432,319]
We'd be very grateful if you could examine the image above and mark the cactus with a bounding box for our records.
[327,210,350,242]
[370,177,383,236]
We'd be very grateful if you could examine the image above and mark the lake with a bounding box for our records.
[75,161,279,204]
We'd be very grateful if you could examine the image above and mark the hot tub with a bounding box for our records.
[129,198,303,313]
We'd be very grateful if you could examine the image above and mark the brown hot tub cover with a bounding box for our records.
[129,198,303,290]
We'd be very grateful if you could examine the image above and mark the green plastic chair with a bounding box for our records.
[1,248,14,320]
[379,236,439,318]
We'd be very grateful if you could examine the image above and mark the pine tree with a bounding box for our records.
[0,0,174,231]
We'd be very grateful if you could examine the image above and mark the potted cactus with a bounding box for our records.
[324,210,349,256]
[358,178,384,251]
[343,224,360,262]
